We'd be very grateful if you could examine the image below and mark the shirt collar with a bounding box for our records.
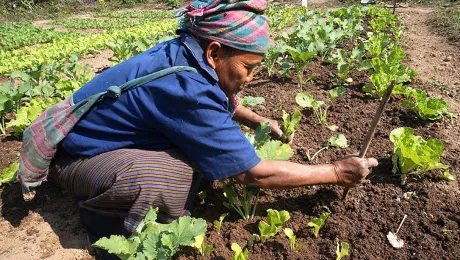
[181,34,219,82]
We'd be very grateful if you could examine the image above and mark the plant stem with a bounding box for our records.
[250,189,260,220]
[310,146,329,162]
[0,117,5,135]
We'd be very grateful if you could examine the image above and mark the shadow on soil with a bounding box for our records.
[1,182,86,250]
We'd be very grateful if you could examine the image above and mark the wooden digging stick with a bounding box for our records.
[341,80,396,200]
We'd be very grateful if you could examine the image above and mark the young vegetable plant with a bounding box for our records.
[331,43,365,86]
[0,162,19,186]
[284,228,306,252]
[240,96,265,107]
[213,212,229,234]
[335,240,350,260]
[258,209,290,243]
[231,242,249,260]
[401,88,453,121]
[191,233,214,257]
[296,86,346,131]
[224,123,293,220]
[307,211,330,238]
[287,47,315,91]
[441,170,455,182]
[198,191,207,204]
[93,207,206,260]
[390,127,449,184]
[310,134,348,162]
[282,109,302,141]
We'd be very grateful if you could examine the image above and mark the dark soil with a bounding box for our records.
[176,62,460,259]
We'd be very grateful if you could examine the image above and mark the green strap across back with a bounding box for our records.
[19,66,198,194]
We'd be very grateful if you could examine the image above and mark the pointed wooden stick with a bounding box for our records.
[341,80,396,200]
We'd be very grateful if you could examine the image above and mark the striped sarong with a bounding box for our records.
[49,148,194,233]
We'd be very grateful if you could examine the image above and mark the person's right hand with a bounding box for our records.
[332,156,379,187]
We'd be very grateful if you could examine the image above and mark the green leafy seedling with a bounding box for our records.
[213,212,229,234]
[0,162,19,186]
[441,170,455,182]
[198,191,206,204]
[284,228,306,252]
[307,211,330,238]
[282,109,302,140]
[191,233,214,256]
[335,240,350,260]
[296,86,346,130]
[390,127,449,184]
[240,96,265,107]
[258,220,278,243]
[259,209,290,243]
[310,134,348,161]
[247,234,260,248]
[231,242,248,260]
[93,207,207,259]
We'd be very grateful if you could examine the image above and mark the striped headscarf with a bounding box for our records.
[176,0,269,54]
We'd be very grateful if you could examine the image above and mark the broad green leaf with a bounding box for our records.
[11,71,31,82]
[93,235,139,260]
[254,122,271,148]
[142,232,160,259]
[357,59,373,71]
[160,216,207,251]
[328,86,347,101]
[0,162,19,186]
[296,92,324,108]
[256,140,293,161]
[329,134,348,148]
[258,220,278,243]
[240,96,265,107]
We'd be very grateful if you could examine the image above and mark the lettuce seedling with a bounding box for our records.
[191,233,214,256]
[93,207,206,260]
[335,240,350,260]
[307,211,330,238]
[259,209,290,243]
[231,243,248,260]
[282,109,302,140]
[0,162,19,186]
[240,96,265,107]
[402,88,453,121]
[284,228,306,252]
[390,127,449,184]
[441,170,455,182]
[213,212,229,234]
[296,86,346,131]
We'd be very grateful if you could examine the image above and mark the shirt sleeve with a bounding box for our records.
[142,71,261,181]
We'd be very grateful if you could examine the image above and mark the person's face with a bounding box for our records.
[205,42,263,98]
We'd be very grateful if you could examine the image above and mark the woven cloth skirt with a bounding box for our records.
[49,148,195,234]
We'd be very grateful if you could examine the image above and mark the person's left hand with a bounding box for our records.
[263,118,283,140]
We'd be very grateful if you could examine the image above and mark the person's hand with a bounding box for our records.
[263,118,283,140]
[332,156,379,187]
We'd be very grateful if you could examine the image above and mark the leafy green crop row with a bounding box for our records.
[0,22,81,51]
[52,17,157,30]
[95,10,173,19]
[0,20,178,76]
